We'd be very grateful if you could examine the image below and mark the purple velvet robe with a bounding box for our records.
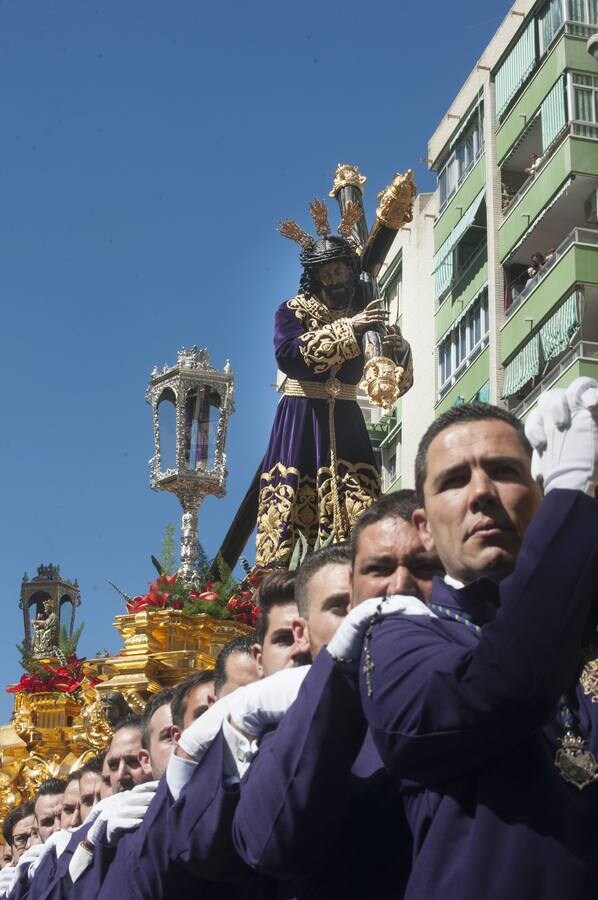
[233,648,412,898]
[256,296,380,567]
[360,489,598,899]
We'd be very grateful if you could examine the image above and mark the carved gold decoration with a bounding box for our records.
[580,659,598,702]
[0,610,252,826]
[376,169,417,230]
[278,220,315,249]
[287,294,350,327]
[360,356,407,409]
[256,459,379,568]
[309,199,331,237]
[299,318,360,374]
[329,163,367,198]
[338,201,363,239]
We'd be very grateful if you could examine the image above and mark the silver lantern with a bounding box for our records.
[146,347,234,581]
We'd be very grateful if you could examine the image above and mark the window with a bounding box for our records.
[381,429,402,491]
[572,72,598,123]
[437,104,484,210]
[567,0,598,26]
[437,289,489,391]
[384,267,403,322]
[538,0,565,55]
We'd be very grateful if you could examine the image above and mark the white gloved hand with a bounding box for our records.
[525,376,598,495]
[227,665,310,739]
[0,865,15,896]
[104,780,159,843]
[14,842,46,881]
[177,693,235,760]
[327,594,435,669]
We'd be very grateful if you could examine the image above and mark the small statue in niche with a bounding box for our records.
[31,598,58,658]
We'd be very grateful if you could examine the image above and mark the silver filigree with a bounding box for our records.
[146,348,234,581]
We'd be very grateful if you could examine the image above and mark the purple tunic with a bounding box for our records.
[256,295,380,567]
[360,489,598,900]
[233,649,412,898]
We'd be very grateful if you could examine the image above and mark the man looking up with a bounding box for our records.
[105,714,153,793]
[33,780,65,844]
[170,671,214,740]
[253,571,309,676]
[350,488,443,605]
[213,634,259,699]
[360,385,598,899]
[77,757,105,824]
[233,525,422,898]
[59,774,81,831]
[292,543,352,658]
[140,688,176,779]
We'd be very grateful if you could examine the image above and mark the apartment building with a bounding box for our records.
[374,0,598,492]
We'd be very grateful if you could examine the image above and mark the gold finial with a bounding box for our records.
[309,198,331,237]
[278,220,316,249]
[329,163,367,198]
[376,169,417,230]
[338,200,363,239]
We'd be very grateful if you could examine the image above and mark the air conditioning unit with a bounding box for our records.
[584,188,598,225]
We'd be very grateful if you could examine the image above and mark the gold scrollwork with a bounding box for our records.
[376,169,417,230]
[299,318,360,374]
[256,460,380,568]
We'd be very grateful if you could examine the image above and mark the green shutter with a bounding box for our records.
[502,335,540,397]
[433,189,485,298]
[539,0,564,50]
[539,292,580,360]
[590,0,598,24]
[474,381,491,403]
[495,22,537,120]
[568,0,585,20]
[541,77,566,151]
[435,254,454,297]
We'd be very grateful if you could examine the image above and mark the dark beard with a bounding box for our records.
[321,280,355,309]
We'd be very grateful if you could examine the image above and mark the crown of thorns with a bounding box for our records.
[278,198,363,252]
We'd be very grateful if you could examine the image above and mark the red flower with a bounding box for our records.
[227,597,239,612]
[251,607,260,625]
[204,581,214,591]
[198,591,219,602]
[235,612,253,625]
[248,570,263,589]
[171,599,184,610]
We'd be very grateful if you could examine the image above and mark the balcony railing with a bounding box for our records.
[511,341,598,419]
[506,227,598,315]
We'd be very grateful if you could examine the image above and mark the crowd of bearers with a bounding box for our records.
[1,377,597,899]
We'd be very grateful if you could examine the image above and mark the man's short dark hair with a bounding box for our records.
[35,778,66,799]
[111,713,143,740]
[3,801,34,845]
[350,490,420,564]
[213,633,256,697]
[141,688,176,749]
[414,402,532,505]
[295,543,351,618]
[77,754,105,778]
[254,571,297,645]
[171,670,214,729]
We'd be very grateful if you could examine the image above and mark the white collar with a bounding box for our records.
[444,574,465,590]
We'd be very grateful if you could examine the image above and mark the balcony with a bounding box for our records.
[434,156,486,252]
[499,134,598,263]
[511,340,598,419]
[505,226,598,317]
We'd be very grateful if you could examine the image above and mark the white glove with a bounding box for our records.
[227,665,310,739]
[525,376,598,495]
[85,781,159,847]
[104,780,159,843]
[14,842,46,882]
[0,866,15,896]
[327,595,435,669]
[177,693,235,760]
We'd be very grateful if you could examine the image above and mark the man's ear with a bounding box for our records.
[252,642,264,679]
[171,724,181,745]
[292,617,310,652]
[412,507,435,552]
[138,749,153,777]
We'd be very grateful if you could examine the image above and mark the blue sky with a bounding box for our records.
[0,0,510,719]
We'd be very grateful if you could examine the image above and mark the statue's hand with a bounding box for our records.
[350,300,389,335]
[382,324,408,357]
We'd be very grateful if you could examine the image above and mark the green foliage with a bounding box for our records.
[161,524,178,575]
[195,543,211,581]
[58,623,84,658]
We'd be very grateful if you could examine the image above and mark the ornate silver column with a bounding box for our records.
[146,348,234,581]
